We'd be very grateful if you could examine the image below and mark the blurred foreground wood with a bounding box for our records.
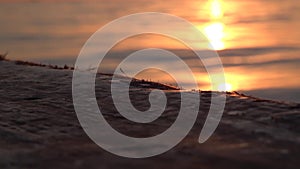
[0,61,299,169]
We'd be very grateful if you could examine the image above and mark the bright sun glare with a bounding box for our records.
[203,0,225,50]
[218,83,232,91]
[211,0,223,18]
[204,22,225,50]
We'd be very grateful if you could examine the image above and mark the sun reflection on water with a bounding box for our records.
[203,0,225,50]
[204,22,225,50]
[210,0,223,19]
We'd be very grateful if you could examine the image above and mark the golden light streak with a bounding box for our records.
[211,0,223,19]
[204,22,225,50]
[203,0,225,50]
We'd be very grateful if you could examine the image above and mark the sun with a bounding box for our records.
[217,83,233,91]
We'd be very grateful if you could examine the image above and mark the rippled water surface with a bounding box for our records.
[0,0,299,102]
